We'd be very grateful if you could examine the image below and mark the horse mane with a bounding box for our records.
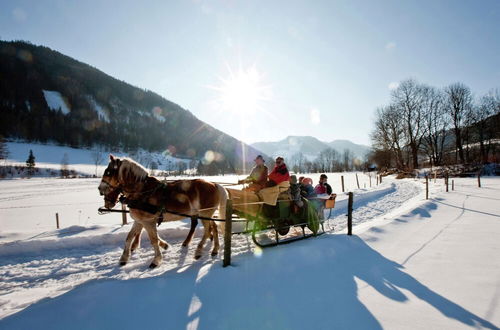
[118,157,149,182]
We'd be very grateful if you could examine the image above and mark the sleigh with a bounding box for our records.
[226,183,336,247]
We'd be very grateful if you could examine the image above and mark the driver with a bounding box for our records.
[238,155,268,192]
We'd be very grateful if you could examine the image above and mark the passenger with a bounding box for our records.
[289,175,304,208]
[238,155,268,192]
[267,156,290,186]
[300,177,316,198]
[314,174,333,195]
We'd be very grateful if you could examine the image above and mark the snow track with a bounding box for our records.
[0,178,422,319]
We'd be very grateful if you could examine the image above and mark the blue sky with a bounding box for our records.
[1,0,499,145]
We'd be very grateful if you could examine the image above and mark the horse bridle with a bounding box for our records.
[100,162,123,205]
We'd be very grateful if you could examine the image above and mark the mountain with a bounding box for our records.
[251,136,370,161]
[327,140,371,160]
[252,136,330,160]
[0,40,264,172]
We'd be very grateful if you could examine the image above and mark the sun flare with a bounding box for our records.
[209,65,272,116]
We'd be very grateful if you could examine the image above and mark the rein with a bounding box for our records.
[97,205,239,222]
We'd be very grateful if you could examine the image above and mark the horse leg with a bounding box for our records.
[119,222,143,266]
[144,223,163,268]
[182,216,198,247]
[194,220,212,260]
[210,221,220,256]
[130,229,142,253]
[157,234,169,250]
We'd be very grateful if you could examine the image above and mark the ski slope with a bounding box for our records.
[0,176,499,329]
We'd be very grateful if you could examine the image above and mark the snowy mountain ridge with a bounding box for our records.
[251,136,370,161]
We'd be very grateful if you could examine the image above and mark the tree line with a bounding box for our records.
[287,148,366,173]
[370,79,500,170]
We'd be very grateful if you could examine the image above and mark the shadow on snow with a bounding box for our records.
[1,235,497,330]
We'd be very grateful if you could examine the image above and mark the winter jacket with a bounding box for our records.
[243,164,268,187]
[314,183,332,195]
[268,163,290,185]
[301,183,316,198]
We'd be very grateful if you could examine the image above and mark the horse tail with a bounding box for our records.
[215,183,228,233]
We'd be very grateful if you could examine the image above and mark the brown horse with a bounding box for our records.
[98,155,227,268]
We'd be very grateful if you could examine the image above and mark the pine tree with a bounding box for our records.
[60,153,69,178]
[26,149,36,176]
[0,136,8,160]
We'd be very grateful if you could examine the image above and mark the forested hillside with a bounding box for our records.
[0,40,263,173]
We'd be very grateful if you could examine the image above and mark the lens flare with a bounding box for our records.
[208,64,273,116]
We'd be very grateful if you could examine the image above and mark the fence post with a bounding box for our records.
[56,213,60,229]
[347,192,353,236]
[425,175,429,200]
[452,180,454,191]
[445,173,449,192]
[223,199,233,267]
[121,203,128,225]
[477,171,481,188]
[379,175,382,183]
[369,173,372,187]
[341,175,345,193]
[355,173,360,189]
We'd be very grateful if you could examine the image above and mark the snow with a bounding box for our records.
[4,141,193,177]
[42,90,70,115]
[87,96,110,122]
[152,106,166,122]
[0,173,499,328]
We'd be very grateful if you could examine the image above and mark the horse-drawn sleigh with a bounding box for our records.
[98,155,336,267]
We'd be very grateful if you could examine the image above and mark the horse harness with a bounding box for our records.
[118,182,171,226]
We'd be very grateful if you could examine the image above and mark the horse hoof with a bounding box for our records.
[211,251,218,257]
[194,255,201,260]
[161,244,169,250]
[119,261,127,266]
[182,242,188,247]
[149,263,158,269]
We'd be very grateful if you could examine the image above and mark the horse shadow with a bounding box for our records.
[1,235,497,330]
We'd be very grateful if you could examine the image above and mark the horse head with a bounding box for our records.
[98,154,123,209]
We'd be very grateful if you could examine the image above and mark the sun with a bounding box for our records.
[209,64,272,116]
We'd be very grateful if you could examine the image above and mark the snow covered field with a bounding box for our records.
[0,175,499,329]
[3,141,192,177]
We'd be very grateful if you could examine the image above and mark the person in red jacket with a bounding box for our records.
[314,174,333,195]
[267,156,290,186]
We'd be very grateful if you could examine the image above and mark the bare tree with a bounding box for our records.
[91,148,104,177]
[290,152,306,173]
[342,149,353,171]
[391,79,426,169]
[444,83,473,164]
[473,91,499,163]
[421,87,448,167]
[319,148,340,172]
[371,105,406,169]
